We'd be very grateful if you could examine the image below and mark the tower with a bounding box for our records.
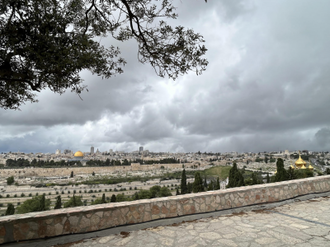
[90,146,94,154]
[139,146,143,153]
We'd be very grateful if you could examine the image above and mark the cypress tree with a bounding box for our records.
[39,194,46,211]
[266,173,270,183]
[102,193,106,203]
[187,182,192,193]
[72,196,76,206]
[274,158,287,182]
[176,188,180,195]
[133,192,139,200]
[227,163,245,188]
[252,172,258,185]
[180,169,187,194]
[54,195,62,209]
[5,203,15,215]
[287,167,296,180]
[110,194,116,202]
[207,180,214,191]
[215,177,220,190]
[192,172,204,193]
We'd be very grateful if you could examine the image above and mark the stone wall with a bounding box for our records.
[1,175,330,244]
[0,163,201,178]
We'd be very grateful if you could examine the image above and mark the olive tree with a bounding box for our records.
[0,0,208,109]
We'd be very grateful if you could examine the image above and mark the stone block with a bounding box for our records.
[152,205,160,215]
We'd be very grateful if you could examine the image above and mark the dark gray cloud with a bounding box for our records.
[1,0,330,153]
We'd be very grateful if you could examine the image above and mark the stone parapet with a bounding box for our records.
[0,175,330,244]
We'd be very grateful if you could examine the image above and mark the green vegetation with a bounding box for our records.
[54,196,62,209]
[110,194,116,202]
[5,203,15,215]
[132,185,172,200]
[180,169,187,194]
[244,172,263,186]
[192,172,204,193]
[227,163,245,188]
[5,158,82,168]
[86,159,130,166]
[64,196,83,208]
[16,195,50,214]
[135,158,179,164]
[203,166,232,180]
[274,158,287,182]
[92,194,107,205]
[1,0,207,110]
[6,176,14,185]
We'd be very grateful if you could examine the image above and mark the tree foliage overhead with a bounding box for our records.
[0,0,208,109]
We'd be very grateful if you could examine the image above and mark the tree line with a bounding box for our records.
[86,159,130,166]
[134,158,179,164]
[4,185,173,216]
[5,159,82,168]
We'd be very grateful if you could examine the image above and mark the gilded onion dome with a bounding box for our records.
[295,152,306,168]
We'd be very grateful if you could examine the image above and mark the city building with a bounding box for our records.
[139,146,143,153]
[90,146,94,155]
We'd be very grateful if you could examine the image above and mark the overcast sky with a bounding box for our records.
[1,0,330,154]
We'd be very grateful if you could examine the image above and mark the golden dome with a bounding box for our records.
[74,151,84,157]
[295,152,306,168]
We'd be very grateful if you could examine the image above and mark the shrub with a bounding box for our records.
[21,193,25,197]
[63,196,83,208]
[6,176,14,185]
[5,203,15,215]
[16,195,50,214]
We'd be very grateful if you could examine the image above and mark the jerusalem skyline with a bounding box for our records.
[1,0,330,154]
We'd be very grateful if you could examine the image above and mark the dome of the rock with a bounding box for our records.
[74,151,84,157]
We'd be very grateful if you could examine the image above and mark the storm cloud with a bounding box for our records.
[1,0,330,153]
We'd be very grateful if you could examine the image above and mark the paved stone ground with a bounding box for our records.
[61,196,330,247]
